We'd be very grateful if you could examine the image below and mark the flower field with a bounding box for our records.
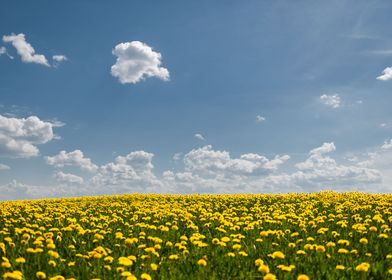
[1,192,392,279]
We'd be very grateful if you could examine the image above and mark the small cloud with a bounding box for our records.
[52,55,67,67]
[111,41,169,84]
[320,94,341,109]
[356,100,363,104]
[377,67,392,81]
[256,115,266,123]
[51,120,66,127]
[363,49,392,56]
[0,46,13,59]
[194,133,205,141]
[2,33,50,66]
[0,163,10,171]
[344,33,378,40]
[173,152,182,161]
[379,123,392,129]
[381,139,392,150]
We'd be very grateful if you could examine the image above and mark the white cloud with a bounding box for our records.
[4,140,392,200]
[183,145,289,177]
[173,152,182,161]
[377,67,392,81]
[0,115,59,158]
[256,115,266,123]
[290,142,380,191]
[381,139,392,150]
[111,41,169,84]
[54,171,83,185]
[52,55,67,62]
[0,163,10,170]
[194,133,205,141]
[0,46,14,59]
[52,55,67,67]
[363,50,392,56]
[379,123,388,128]
[0,180,50,200]
[2,33,50,66]
[320,94,341,108]
[46,150,98,172]
[90,151,165,193]
[0,179,90,200]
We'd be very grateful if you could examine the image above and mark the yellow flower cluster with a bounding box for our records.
[0,192,392,279]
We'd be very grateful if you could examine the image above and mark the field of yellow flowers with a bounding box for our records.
[1,192,392,279]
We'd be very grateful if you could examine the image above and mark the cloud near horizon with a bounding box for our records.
[1,140,390,200]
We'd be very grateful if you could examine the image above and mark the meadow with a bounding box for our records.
[1,192,392,279]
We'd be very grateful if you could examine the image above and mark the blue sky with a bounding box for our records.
[1,0,392,199]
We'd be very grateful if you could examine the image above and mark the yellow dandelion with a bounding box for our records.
[36,272,46,279]
[197,259,207,266]
[140,273,152,280]
[263,273,277,280]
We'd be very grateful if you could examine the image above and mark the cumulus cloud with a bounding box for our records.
[2,33,50,66]
[0,163,10,170]
[111,41,169,84]
[377,67,392,81]
[4,141,392,200]
[183,145,289,178]
[320,94,341,108]
[194,133,205,141]
[161,143,382,193]
[0,115,59,158]
[54,171,84,185]
[46,150,98,172]
[90,151,166,194]
[256,115,266,123]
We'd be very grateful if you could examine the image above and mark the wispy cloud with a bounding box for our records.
[363,49,392,56]
[52,54,67,67]
[0,163,10,171]
[320,94,341,108]
[2,33,50,66]
[0,46,13,59]
[194,133,205,141]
